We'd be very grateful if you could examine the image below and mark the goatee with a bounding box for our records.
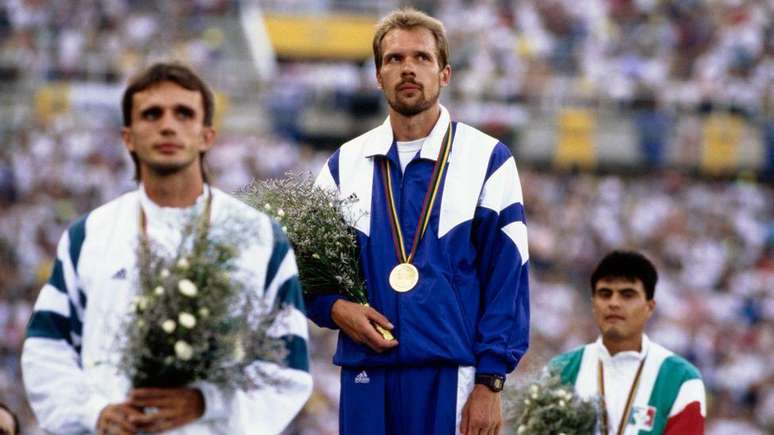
[388,88,439,117]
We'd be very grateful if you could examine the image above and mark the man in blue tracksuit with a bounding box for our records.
[310,7,530,435]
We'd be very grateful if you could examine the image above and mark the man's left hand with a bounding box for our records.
[127,387,205,433]
[460,384,502,435]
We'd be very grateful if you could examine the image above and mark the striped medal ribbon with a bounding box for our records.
[597,353,648,435]
[380,122,453,293]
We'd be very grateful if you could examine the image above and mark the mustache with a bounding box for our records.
[396,79,423,90]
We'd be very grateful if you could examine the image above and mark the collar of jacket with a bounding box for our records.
[364,104,451,162]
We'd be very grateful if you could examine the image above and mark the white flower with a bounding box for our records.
[530,384,539,394]
[281,226,287,233]
[178,279,198,297]
[179,312,196,329]
[559,400,566,407]
[277,208,285,217]
[312,253,320,259]
[174,340,194,361]
[517,425,526,434]
[135,296,148,310]
[559,433,567,435]
[531,391,538,399]
[161,320,176,333]
[177,258,190,269]
[160,268,170,278]
[233,339,245,362]
[264,203,271,211]
[524,399,530,405]
[198,307,210,318]
[154,286,164,296]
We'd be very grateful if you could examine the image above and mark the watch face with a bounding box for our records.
[493,378,504,390]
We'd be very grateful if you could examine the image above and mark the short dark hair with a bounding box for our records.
[0,402,19,435]
[121,62,214,181]
[590,250,658,300]
[121,62,214,127]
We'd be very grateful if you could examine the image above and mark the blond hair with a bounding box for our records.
[372,7,449,71]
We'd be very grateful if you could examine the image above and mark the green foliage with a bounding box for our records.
[119,212,288,390]
[240,173,368,304]
[504,375,598,435]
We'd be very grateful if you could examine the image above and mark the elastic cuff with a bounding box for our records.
[196,382,229,421]
[475,353,508,378]
[82,394,112,432]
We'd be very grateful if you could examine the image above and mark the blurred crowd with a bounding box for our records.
[1,0,774,434]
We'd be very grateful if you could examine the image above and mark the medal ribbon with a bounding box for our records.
[380,122,453,265]
[597,353,647,435]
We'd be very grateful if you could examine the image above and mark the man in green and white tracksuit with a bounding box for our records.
[549,251,705,435]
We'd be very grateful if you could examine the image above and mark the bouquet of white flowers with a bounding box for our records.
[240,173,393,339]
[504,375,597,435]
[119,213,288,390]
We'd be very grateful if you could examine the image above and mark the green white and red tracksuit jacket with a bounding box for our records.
[550,335,705,435]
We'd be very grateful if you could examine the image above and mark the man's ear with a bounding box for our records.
[647,299,656,317]
[439,64,451,88]
[376,68,383,89]
[121,127,134,152]
[199,126,216,152]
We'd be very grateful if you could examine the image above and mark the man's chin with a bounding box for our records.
[388,96,436,117]
[146,162,190,177]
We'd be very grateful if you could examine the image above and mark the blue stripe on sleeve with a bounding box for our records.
[27,311,73,344]
[281,334,310,372]
[47,259,67,294]
[328,149,341,188]
[482,142,513,185]
[276,276,306,313]
[498,202,526,228]
[68,214,88,270]
[265,221,290,291]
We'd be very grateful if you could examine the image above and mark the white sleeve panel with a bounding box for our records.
[669,378,707,417]
[501,222,529,265]
[314,161,337,192]
[229,362,313,434]
[478,157,524,212]
[22,337,111,434]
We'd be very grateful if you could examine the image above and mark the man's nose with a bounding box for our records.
[400,59,416,75]
[159,111,177,135]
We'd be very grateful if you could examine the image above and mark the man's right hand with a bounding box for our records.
[331,300,398,353]
[97,403,144,435]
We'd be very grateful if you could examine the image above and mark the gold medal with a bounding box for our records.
[381,122,453,295]
[389,263,419,293]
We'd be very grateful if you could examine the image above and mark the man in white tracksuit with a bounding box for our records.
[21,63,312,434]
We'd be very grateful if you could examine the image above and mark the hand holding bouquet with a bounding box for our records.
[119,214,288,390]
[240,173,393,340]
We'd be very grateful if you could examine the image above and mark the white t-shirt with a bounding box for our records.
[396,137,426,173]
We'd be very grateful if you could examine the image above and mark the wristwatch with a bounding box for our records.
[475,374,505,392]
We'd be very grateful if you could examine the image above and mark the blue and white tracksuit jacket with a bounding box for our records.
[310,106,530,434]
[21,186,312,435]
